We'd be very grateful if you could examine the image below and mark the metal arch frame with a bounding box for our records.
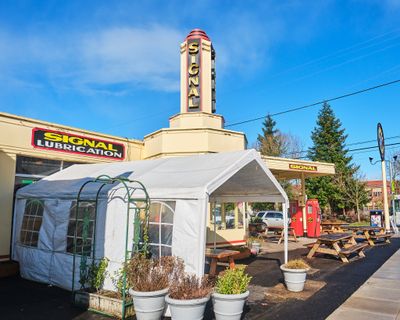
[71,174,150,319]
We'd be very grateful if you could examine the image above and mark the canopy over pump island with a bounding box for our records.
[3,29,335,287]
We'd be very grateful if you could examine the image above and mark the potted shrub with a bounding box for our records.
[212,266,252,320]
[166,273,213,320]
[248,216,265,233]
[126,254,183,320]
[246,237,262,255]
[280,259,310,292]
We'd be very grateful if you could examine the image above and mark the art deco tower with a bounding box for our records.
[180,29,216,114]
[143,29,246,159]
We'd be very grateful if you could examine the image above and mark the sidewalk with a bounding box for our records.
[327,246,400,320]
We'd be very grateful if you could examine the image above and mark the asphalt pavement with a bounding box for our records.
[0,238,398,320]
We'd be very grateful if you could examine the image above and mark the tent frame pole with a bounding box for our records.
[212,201,217,251]
[282,201,289,264]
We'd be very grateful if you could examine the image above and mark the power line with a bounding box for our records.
[281,135,400,157]
[225,78,400,128]
[263,29,400,84]
[348,142,400,153]
[295,142,400,160]
[347,135,400,147]
[351,145,400,158]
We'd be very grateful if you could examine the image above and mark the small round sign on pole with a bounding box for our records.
[377,122,385,162]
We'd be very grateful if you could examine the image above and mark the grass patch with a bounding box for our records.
[349,221,370,226]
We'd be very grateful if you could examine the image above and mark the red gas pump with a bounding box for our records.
[290,201,304,237]
[306,199,321,238]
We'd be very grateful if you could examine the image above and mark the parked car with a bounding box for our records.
[256,211,290,228]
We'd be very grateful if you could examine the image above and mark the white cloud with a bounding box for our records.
[382,0,400,8]
[0,2,332,96]
[0,25,184,94]
[215,16,283,75]
[77,26,183,91]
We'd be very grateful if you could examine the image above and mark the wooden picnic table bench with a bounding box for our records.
[263,226,298,244]
[321,221,349,234]
[342,226,392,246]
[205,248,240,277]
[307,232,367,263]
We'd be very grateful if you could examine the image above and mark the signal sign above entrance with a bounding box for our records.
[181,29,216,114]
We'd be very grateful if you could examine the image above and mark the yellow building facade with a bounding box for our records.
[0,112,144,261]
[0,29,335,261]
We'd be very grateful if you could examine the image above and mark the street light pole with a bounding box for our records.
[370,157,391,231]
[381,159,390,231]
[376,123,391,232]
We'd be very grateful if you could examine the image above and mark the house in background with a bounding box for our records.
[365,180,391,209]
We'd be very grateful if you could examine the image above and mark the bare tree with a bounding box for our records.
[280,132,304,159]
[389,149,400,194]
[340,171,370,222]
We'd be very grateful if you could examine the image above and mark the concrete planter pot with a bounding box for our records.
[129,287,168,320]
[212,290,249,320]
[74,290,135,318]
[280,265,309,292]
[165,294,210,320]
[251,242,261,255]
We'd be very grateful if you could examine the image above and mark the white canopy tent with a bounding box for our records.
[12,149,289,290]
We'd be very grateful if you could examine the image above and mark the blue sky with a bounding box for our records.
[1,0,400,179]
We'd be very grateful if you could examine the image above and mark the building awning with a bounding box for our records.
[262,155,335,180]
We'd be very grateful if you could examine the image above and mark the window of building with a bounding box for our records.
[210,204,222,229]
[20,199,44,247]
[16,156,62,176]
[66,201,96,255]
[224,203,235,229]
[210,202,247,230]
[210,203,245,230]
[14,156,83,194]
[237,203,244,228]
[62,161,80,169]
[148,201,175,258]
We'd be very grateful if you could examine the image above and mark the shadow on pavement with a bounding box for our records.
[1,238,398,320]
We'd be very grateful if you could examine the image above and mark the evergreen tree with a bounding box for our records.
[256,115,284,156]
[256,115,302,158]
[256,115,298,202]
[306,103,365,215]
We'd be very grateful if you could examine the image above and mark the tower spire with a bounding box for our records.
[180,29,216,114]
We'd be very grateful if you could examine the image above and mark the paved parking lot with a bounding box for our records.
[0,237,398,320]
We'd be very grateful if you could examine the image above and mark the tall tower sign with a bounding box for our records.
[180,29,216,114]
[144,28,246,160]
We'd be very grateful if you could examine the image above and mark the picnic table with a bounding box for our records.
[342,226,391,246]
[264,226,298,244]
[205,248,239,277]
[307,232,367,263]
[321,221,349,233]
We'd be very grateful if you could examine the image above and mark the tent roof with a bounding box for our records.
[16,149,288,203]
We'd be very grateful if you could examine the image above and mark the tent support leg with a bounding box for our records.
[213,202,217,251]
[282,201,289,264]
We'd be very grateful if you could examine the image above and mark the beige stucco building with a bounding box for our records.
[0,29,335,261]
[0,112,144,261]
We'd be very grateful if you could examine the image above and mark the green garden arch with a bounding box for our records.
[71,174,150,319]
